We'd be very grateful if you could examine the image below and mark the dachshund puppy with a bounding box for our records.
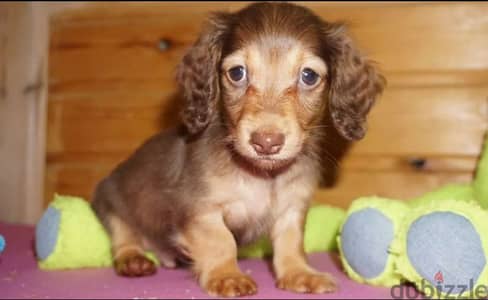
[92,2,385,297]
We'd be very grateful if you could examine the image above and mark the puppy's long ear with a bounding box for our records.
[176,13,232,135]
[324,23,386,141]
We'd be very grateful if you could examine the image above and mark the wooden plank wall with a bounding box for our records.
[46,2,488,208]
[0,3,50,224]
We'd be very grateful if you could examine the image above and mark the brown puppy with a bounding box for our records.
[92,2,385,297]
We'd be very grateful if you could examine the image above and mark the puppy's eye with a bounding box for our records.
[227,66,246,83]
[300,68,320,87]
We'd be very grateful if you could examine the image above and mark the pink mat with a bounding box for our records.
[0,222,408,299]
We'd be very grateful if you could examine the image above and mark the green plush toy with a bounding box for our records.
[35,194,160,270]
[337,196,409,287]
[338,133,488,299]
[392,199,488,299]
[35,194,113,269]
[36,195,346,270]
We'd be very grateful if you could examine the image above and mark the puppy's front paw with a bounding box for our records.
[115,253,156,277]
[276,270,337,294]
[205,273,258,297]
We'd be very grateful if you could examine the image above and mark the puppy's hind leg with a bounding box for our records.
[108,215,157,277]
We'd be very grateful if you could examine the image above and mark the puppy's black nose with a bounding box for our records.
[250,131,285,155]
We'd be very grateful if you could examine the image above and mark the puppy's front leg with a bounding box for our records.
[179,212,257,297]
[272,207,338,294]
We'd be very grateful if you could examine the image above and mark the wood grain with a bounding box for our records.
[0,3,50,224]
[49,2,488,76]
[314,171,474,209]
[47,87,488,156]
[45,2,488,208]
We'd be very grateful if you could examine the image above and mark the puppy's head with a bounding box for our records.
[177,2,385,171]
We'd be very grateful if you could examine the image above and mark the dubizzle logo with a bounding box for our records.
[434,270,444,284]
[391,269,488,299]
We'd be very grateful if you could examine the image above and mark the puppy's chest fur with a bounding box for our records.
[204,160,318,245]
[216,173,273,244]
